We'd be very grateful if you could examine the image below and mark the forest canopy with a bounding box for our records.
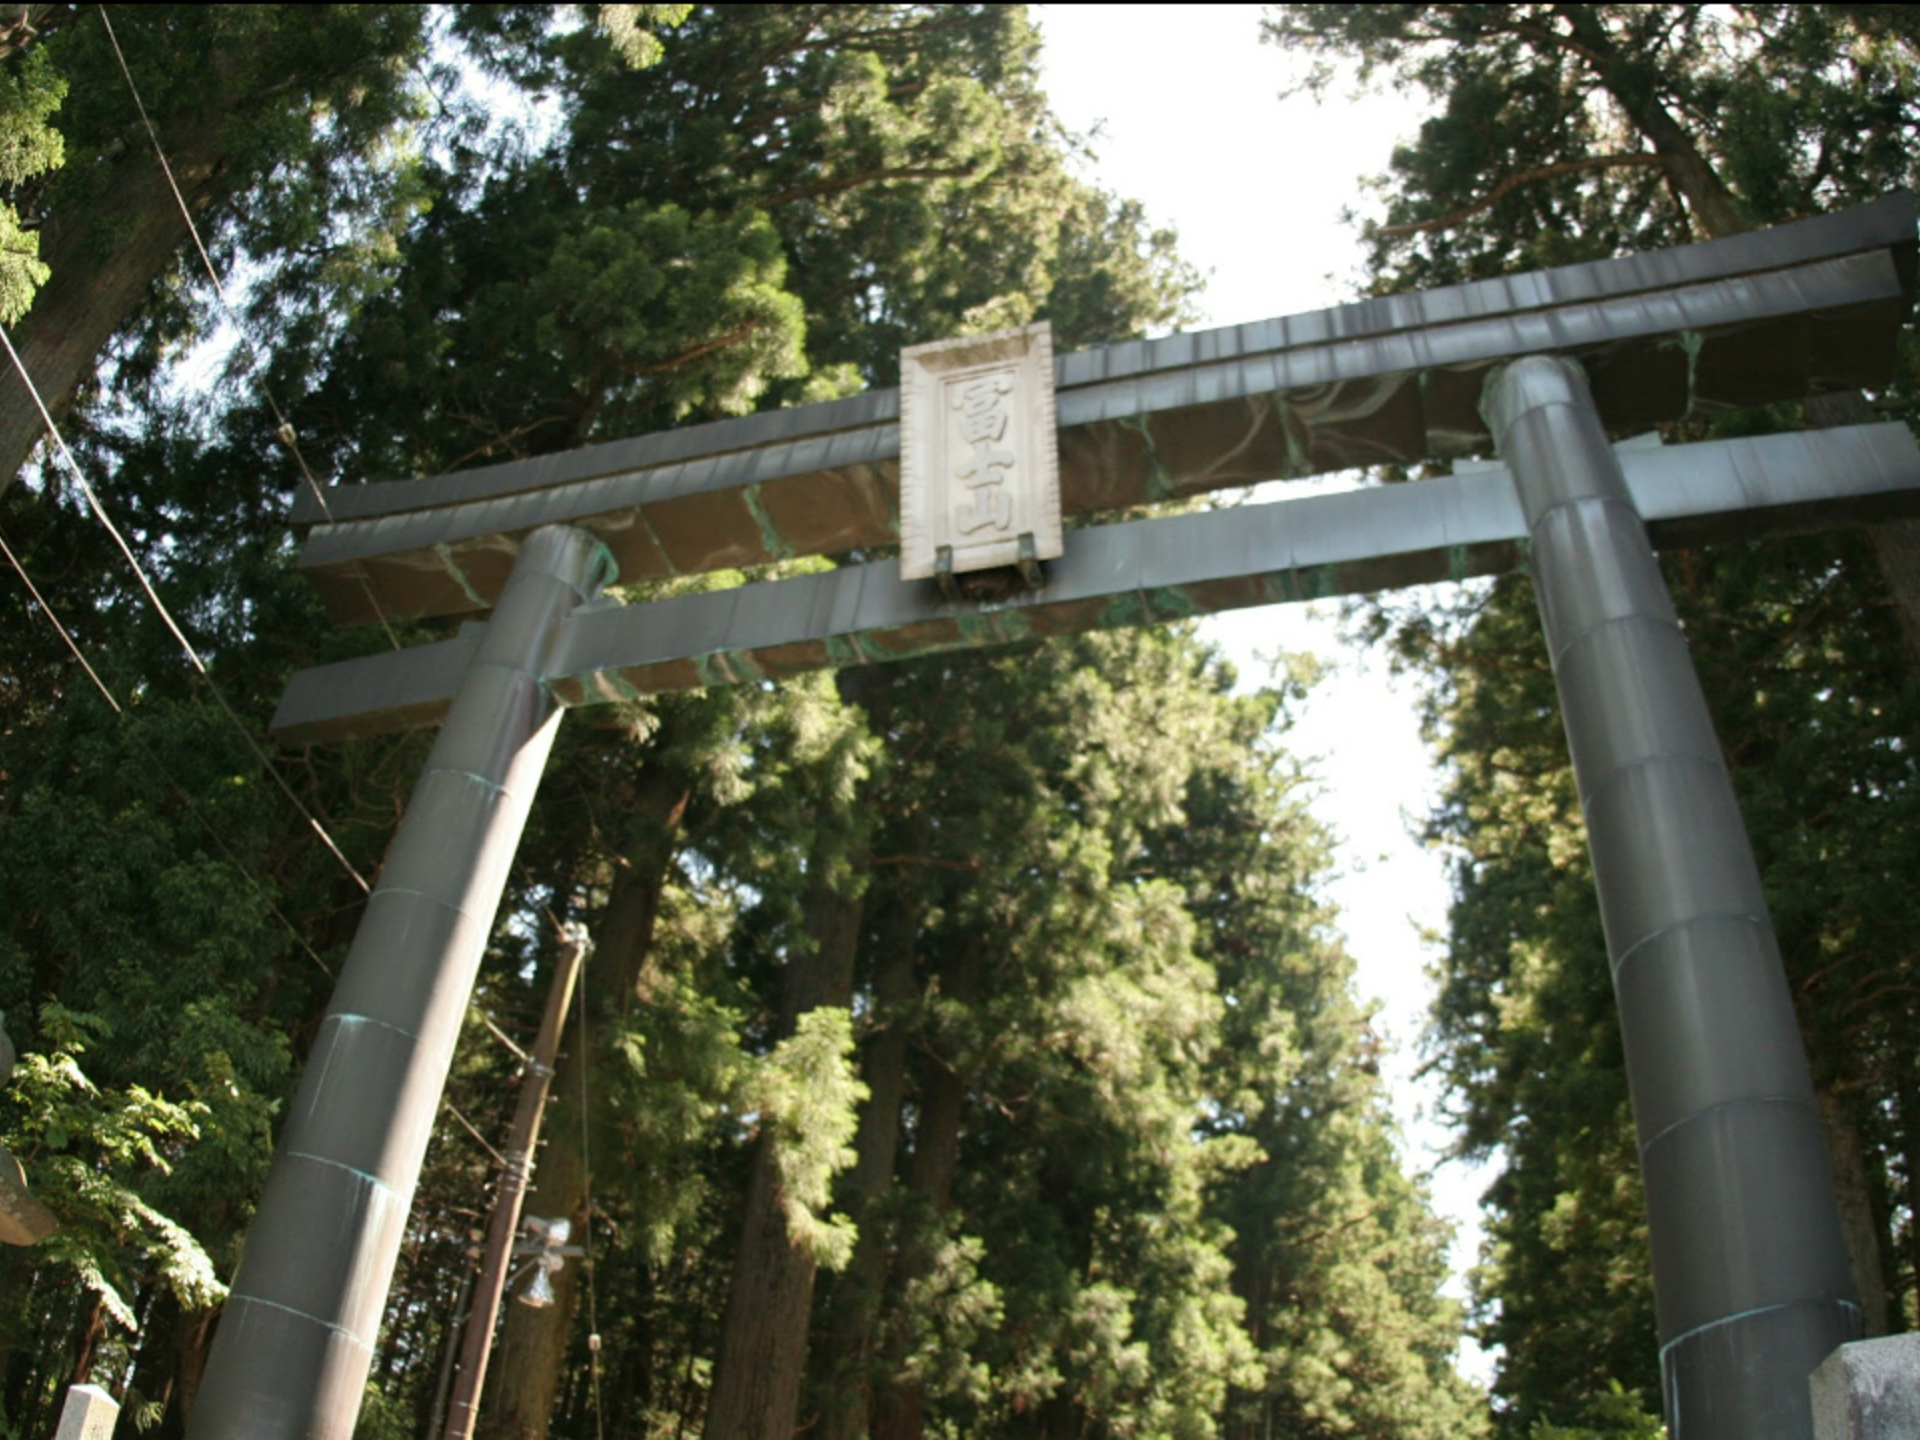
[0,8,1482,1440]
[9,5,1916,1439]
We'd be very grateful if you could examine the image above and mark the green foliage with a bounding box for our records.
[1527,1381,1665,1439]
[772,629,1482,1440]
[1265,4,1920,286]
[1275,7,1920,1431]
[0,45,64,321]
[0,8,1459,1437]
[747,1005,866,1269]
[0,1006,223,1330]
[596,4,692,70]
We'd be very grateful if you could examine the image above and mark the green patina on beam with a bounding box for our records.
[637,505,679,576]
[1448,544,1470,585]
[954,608,1034,649]
[434,544,491,611]
[742,484,794,561]
[1665,329,1705,420]
[1117,414,1177,502]
[1273,565,1340,603]
[994,608,1035,644]
[1258,572,1298,607]
[1276,396,1314,479]
[573,668,647,705]
[696,650,772,689]
[823,634,867,670]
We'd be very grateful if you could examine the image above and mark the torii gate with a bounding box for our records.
[191,195,1920,1440]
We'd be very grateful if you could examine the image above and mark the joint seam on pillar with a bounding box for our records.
[1656,1296,1847,1362]
[1610,910,1773,980]
[283,1149,400,1195]
[1547,606,1686,670]
[510,532,611,604]
[221,1292,378,1348]
[417,767,511,799]
[1481,355,1589,438]
[323,1011,423,1045]
[1524,491,1646,545]
[1576,745,1734,818]
[366,885,490,930]
[1638,1091,1814,1160]
[455,660,571,725]
[455,656,554,688]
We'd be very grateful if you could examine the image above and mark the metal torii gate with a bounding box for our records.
[190,196,1920,1440]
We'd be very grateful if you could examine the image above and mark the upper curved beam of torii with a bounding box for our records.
[290,194,1916,626]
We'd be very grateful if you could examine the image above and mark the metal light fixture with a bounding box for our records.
[512,1215,582,1308]
[520,1265,556,1309]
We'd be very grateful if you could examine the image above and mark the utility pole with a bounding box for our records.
[442,927,590,1440]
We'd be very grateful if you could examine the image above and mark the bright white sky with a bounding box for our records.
[1033,4,1495,1378]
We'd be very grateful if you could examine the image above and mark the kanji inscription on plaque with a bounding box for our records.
[899,322,1062,582]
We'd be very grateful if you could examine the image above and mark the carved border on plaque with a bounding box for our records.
[899,322,1061,582]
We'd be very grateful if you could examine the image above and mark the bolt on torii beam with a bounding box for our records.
[191,195,1920,1440]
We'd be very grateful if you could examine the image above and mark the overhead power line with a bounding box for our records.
[0,524,337,978]
[0,323,373,896]
[94,1,403,648]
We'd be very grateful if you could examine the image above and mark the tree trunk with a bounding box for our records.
[1555,5,1747,240]
[1864,521,1920,669]
[68,1295,105,1387]
[123,1291,215,1438]
[0,116,227,497]
[702,870,867,1440]
[1817,1083,1890,1337]
[478,764,690,1440]
[817,904,919,1440]
[869,949,974,1440]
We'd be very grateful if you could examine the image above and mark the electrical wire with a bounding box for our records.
[442,1101,510,1170]
[94,3,403,650]
[66,11,552,1065]
[0,526,336,979]
[83,28,610,1404]
[0,324,373,896]
[8,487,574,1053]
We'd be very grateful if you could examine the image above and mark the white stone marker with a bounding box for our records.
[899,321,1061,582]
[54,1383,119,1439]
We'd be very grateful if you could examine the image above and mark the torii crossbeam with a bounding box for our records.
[192,196,1920,1440]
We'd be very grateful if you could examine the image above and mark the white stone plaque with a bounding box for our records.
[899,323,1061,582]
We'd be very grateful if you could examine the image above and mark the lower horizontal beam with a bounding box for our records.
[270,424,1920,745]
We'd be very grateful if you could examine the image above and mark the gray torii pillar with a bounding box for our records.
[1485,356,1858,1438]
[191,525,613,1440]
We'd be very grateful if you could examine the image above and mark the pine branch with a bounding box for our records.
[760,164,981,208]
[1376,153,1667,237]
